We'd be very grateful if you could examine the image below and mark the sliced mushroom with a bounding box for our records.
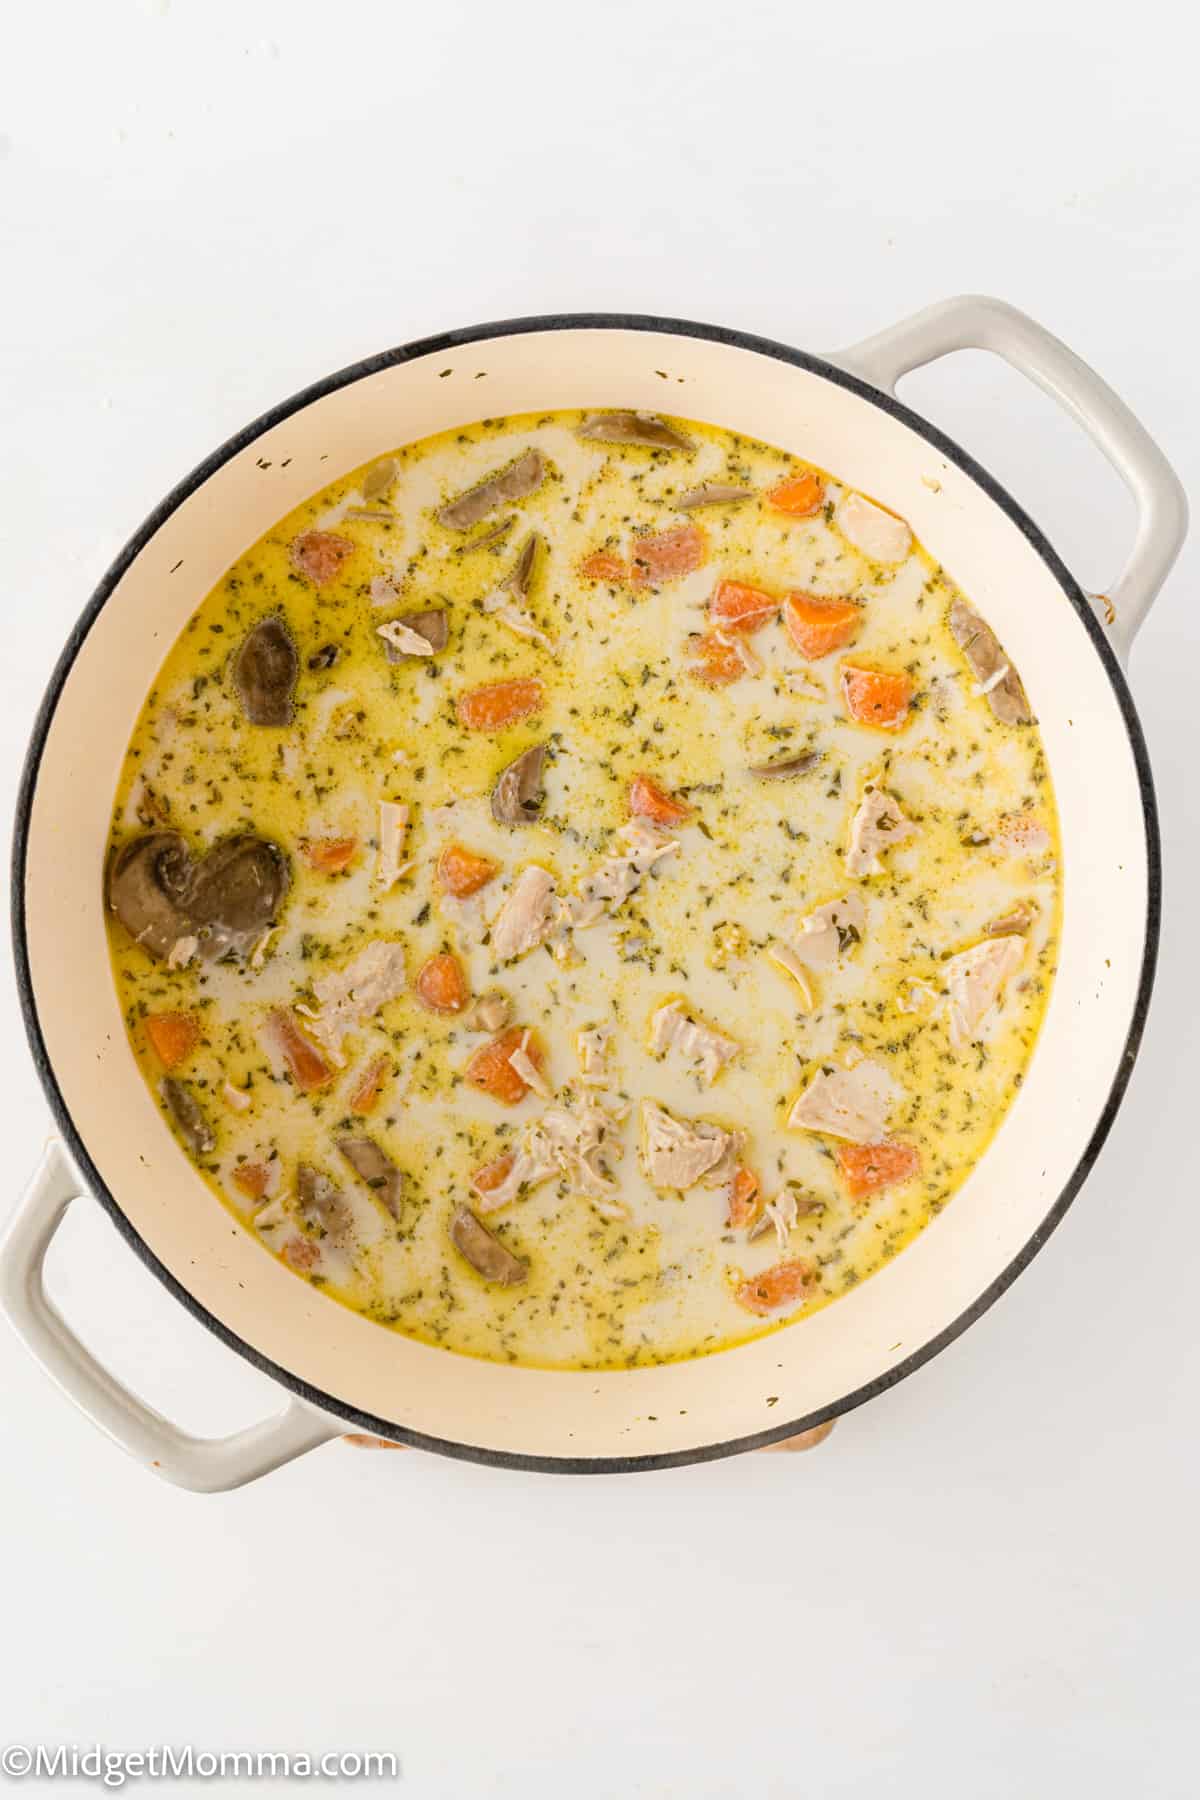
[296,1162,355,1248]
[674,481,755,510]
[380,608,450,664]
[948,599,1033,726]
[437,449,545,531]
[231,615,298,726]
[750,749,824,779]
[362,456,398,502]
[449,1205,527,1285]
[506,532,539,600]
[107,832,290,964]
[458,517,515,554]
[986,900,1037,936]
[336,1135,404,1219]
[161,1078,215,1157]
[491,743,546,827]
[576,412,695,452]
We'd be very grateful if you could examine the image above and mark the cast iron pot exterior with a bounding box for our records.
[4,300,1185,1487]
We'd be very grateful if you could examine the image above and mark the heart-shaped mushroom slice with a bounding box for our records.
[107,832,290,964]
[491,743,546,827]
[232,615,299,725]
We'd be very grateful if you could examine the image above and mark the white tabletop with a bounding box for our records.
[2,1,1197,1794]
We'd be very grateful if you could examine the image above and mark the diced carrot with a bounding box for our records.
[348,1054,391,1116]
[466,1025,542,1105]
[300,836,357,874]
[840,663,913,731]
[144,1011,199,1071]
[835,1140,921,1199]
[415,951,469,1015]
[688,632,745,686]
[437,841,500,898]
[709,578,778,634]
[766,472,825,517]
[456,678,545,732]
[735,1256,817,1316]
[629,523,707,586]
[266,1008,334,1093]
[628,773,692,826]
[472,1149,517,1201]
[232,1161,271,1201]
[727,1166,761,1230]
[282,1236,320,1271]
[580,550,629,583]
[289,529,354,587]
[783,592,861,660]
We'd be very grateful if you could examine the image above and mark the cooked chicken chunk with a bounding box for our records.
[649,1000,738,1084]
[640,1100,735,1190]
[306,939,408,1064]
[490,865,558,962]
[835,492,912,563]
[945,935,1024,1048]
[794,892,867,966]
[573,821,679,925]
[787,1058,900,1143]
[846,785,918,877]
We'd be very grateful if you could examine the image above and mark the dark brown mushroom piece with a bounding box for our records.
[458,517,515,554]
[749,749,824,779]
[437,449,545,531]
[161,1078,215,1157]
[576,411,695,452]
[449,1205,527,1286]
[948,599,1033,726]
[505,531,539,600]
[231,615,299,726]
[336,1136,404,1220]
[380,608,450,664]
[491,743,546,827]
[296,1163,355,1248]
[106,831,290,964]
[674,482,755,510]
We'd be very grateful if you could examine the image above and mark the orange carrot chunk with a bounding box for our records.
[415,951,469,1015]
[735,1256,818,1316]
[840,663,913,731]
[437,841,500,898]
[466,1025,542,1105]
[231,1161,271,1201]
[783,593,861,660]
[727,1165,761,1229]
[835,1140,921,1199]
[766,472,825,517]
[300,836,358,874]
[144,1011,199,1071]
[629,523,707,585]
[289,529,354,587]
[628,774,693,826]
[688,632,745,687]
[579,550,630,583]
[472,1149,517,1201]
[266,1009,334,1094]
[709,578,779,634]
[456,678,545,732]
[348,1054,391,1117]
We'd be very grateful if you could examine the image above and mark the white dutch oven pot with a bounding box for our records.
[5,297,1186,1489]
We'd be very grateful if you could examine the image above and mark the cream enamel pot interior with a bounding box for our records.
[5,297,1186,1489]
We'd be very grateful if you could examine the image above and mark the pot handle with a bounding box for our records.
[831,295,1187,657]
[0,1142,342,1492]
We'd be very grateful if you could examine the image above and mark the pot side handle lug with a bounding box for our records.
[0,1142,341,1492]
[830,294,1187,659]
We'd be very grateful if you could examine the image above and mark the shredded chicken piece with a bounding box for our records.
[794,892,866,967]
[490,865,558,962]
[945,935,1024,1048]
[895,978,937,1015]
[782,670,826,701]
[715,627,763,675]
[846,785,918,877]
[167,934,198,970]
[370,574,401,608]
[788,1058,901,1143]
[221,1081,251,1112]
[572,821,680,926]
[836,492,912,563]
[649,1000,738,1084]
[306,939,408,1066]
[576,1023,612,1077]
[477,1088,625,1212]
[640,1100,736,1190]
[376,801,410,891]
[509,1030,554,1099]
[377,619,435,657]
[756,1185,799,1248]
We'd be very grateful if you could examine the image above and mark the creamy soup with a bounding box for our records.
[105,408,1060,1370]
